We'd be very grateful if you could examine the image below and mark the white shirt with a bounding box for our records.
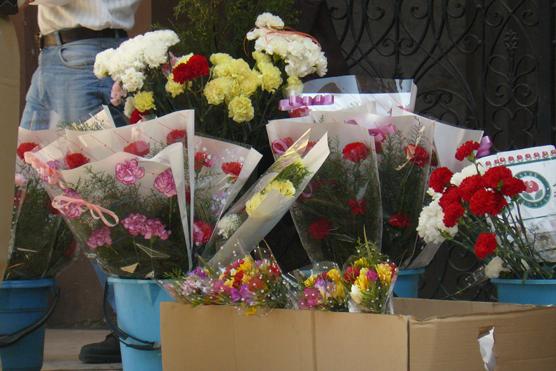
[31,0,143,35]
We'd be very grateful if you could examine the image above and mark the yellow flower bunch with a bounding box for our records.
[228,95,254,123]
[245,179,297,217]
[134,91,156,112]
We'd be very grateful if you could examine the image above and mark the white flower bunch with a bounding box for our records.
[94,30,179,93]
[246,13,328,78]
[484,256,510,278]
[417,197,458,244]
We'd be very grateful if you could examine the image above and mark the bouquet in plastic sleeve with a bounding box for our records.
[267,118,382,266]
[202,131,330,269]
[164,266,225,306]
[191,135,262,256]
[290,262,348,311]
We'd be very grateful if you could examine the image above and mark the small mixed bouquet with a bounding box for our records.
[296,264,348,311]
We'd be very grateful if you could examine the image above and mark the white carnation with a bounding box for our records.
[485,256,510,279]
[120,68,145,93]
[143,43,170,68]
[255,13,285,29]
[216,214,242,240]
[124,96,135,117]
[450,164,485,186]
[417,199,458,244]
[94,48,115,78]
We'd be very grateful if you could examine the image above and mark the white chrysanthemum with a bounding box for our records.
[450,164,485,186]
[120,68,145,93]
[216,214,242,239]
[124,96,135,117]
[417,199,458,244]
[485,256,510,279]
[255,13,285,29]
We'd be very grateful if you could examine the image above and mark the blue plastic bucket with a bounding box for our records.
[393,268,424,298]
[108,278,174,371]
[491,278,556,305]
[0,279,56,371]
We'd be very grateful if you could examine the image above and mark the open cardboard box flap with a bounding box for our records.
[161,298,556,371]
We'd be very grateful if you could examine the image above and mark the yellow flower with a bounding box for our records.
[204,77,238,105]
[252,51,271,67]
[304,275,317,287]
[265,180,296,197]
[228,95,254,123]
[175,53,193,66]
[245,191,267,217]
[354,257,370,268]
[376,263,393,285]
[224,278,234,288]
[258,63,283,93]
[210,53,233,65]
[165,75,185,98]
[284,75,303,96]
[355,268,369,291]
[327,268,342,283]
[333,281,346,299]
[239,257,254,273]
[213,58,252,79]
[239,70,261,97]
[134,91,156,112]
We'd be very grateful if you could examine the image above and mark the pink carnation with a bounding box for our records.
[115,159,145,186]
[121,213,147,236]
[87,226,112,249]
[143,218,171,240]
[154,169,177,197]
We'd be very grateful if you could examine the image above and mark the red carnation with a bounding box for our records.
[443,202,464,227]
[347,199,365,216]
[455,141,480,161]
[166,129,187,145]
[458,175,484,202]
[65,153,89,169]
[124,140,150,157]
[388,213,410,229]
[469,189,507,216]
[221,161,243,179]
[439,186,462,210]
[404,144,429,168]
[172,55,210,84]
[482,166,513,190]
[17,142,39,160]
[429,167,453,193]
[500,177,526,198]
[474,233,497,260]
[308,218,332,240]
[342,142,370,163]
[193,220,213,246]
[194,151,213,171]
[129,109,146,124]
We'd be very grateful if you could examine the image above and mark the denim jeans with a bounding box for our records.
[19,37,126,310]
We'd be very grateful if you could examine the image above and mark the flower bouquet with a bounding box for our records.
[266,118,382,266]
[291,262,348,311]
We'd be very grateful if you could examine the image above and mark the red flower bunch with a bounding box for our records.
[65,153,90,169]
[309,218,332,240]
[17,142,39,160]
[166,129,187,145]
[455,140,480,161]
[388,213,410,229]
[474,232,497,260]
[172,55,209,84]
[404,144,429,168]
[193,220,213,246]
[194,151,213,171]
[124,140,150,157]
[342,142,370,163]
[347,199,365,216]
[221,162,242,180]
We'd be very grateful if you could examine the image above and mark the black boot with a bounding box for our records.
[79,332,121,364]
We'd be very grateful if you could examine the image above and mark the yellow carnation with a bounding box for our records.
[214,58,252,79]
[259,63,283,93]
[252,51,271,66]
[245,191,267,217]
[133,91,156,112]
[239,71,261,97]
[210,53,233,65]
[285,75,304,96]
[376,263,393,285]
[265,179,296,197]
[165,75,185,98]
[228,95,254,123]
[204,77,239,105]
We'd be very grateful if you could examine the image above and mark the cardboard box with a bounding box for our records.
[161,298,556,371]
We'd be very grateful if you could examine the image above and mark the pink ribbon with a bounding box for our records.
[271,137,294,156]
[52,195,119,227]
[368,123,397,143]
[278,95,334,111]
[477,136,492,158]
[24,152,62,186]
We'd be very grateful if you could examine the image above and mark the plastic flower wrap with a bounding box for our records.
[191,136,262,256]
[267,119,382,266]
[202,131,330,269]
[164,267,226,306]
[291,262,348,311]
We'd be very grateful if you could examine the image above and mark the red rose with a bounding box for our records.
[17,142,39,160]
[166,129,187,145]
[474,233,497,260]
[194,151,213,171]
[455,141,480,161]
[193,220,213,246]
[221,162,243,179]
[500,177,526,198]
[347,199,365,216]
[439,186,462,210]
[123,140,150,157]
[388,213,410,229]
[458,175,484,202]
[443,202,464,227]
[172,55,209,83]
[404,144,429,168]
[342,142,370,163]
[429,167,453,193]
[308,218,332,240]
[482,166,513,189]
[65,153,90,169]
[469,189,507,216]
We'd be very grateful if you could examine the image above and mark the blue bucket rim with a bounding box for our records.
[398,268,425,276]
[108,277,158,285]
[0,278,55,289]
[491,278,556,285]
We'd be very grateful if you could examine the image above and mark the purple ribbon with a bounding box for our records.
[477,136,492,158]
[368,123,397,143]
[278,95,334,111]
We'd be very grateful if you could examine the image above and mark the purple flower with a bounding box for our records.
[154,169,177,197]
[239,285,254,304]
[366,268,378,282]
[121,213,147,236]
[192,267,208,279]
[230,287,241,303]
[86,226,112,249]
[143,218,171,240]
[115,159,145,186]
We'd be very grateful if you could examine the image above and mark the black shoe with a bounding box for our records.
[79,332,122,364]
